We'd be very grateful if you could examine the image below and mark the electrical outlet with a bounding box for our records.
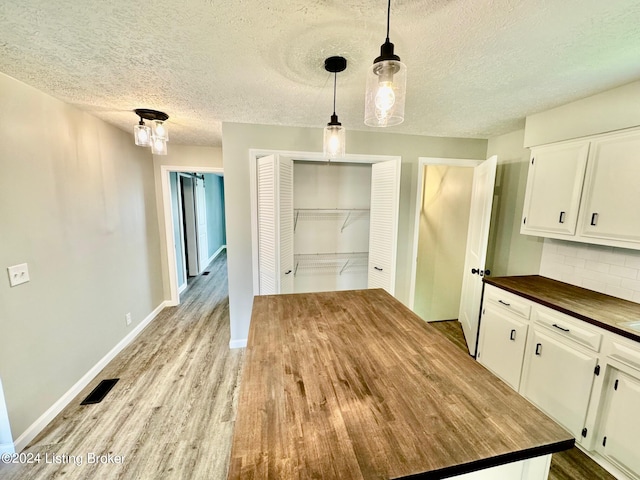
[7,263,30,287]
[125,313,132,326]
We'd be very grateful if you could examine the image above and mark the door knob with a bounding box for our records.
[471,268,480,275]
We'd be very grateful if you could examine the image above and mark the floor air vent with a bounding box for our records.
[202,272,210,275]
[80,378,119,405]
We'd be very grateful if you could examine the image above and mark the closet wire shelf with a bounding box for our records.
[294,252,368,276]
[294,209,370,232]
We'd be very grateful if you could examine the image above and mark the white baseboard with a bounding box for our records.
[0,442,15,454]
[206,244,227,267]
[229,338,247,349]
[13,301,169,452]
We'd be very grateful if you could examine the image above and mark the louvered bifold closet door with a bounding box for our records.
[368,159,401,294]
[279,157,294,294]
[257,155,278,294]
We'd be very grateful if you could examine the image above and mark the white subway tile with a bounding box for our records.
[621,277,640,291]
[598,250,628,267]
[610,264,639,280]
[564,257,586,268]
[582,278,607,294]
[585,261,610,274]
[624,253,640,269]
[557,243,579,257]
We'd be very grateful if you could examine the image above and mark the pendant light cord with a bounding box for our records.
[386,0,391,41]
[333,71,337,116]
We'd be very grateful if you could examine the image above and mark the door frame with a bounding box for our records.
[161,165,224,306]
[408,157,483,311]
[248,149,400,296]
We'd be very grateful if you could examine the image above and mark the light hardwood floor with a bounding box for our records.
[0,251,244,480]
[429,319,616,480]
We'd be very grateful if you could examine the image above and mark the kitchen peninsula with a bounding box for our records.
[228,289,574,479]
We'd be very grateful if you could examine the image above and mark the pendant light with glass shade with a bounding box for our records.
[364,0,407,127]
[133,109,169,155]
[323,56,347,159]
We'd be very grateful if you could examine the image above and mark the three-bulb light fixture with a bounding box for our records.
[323,56,347,159]
[133,109,169,155]
[364,0,406,127]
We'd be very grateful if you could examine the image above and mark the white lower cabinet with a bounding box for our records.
[477,305,528,391]
[596,370,640,479]
[520,327,598,440]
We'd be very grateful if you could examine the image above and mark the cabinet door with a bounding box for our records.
[368,159,400,294]
[598,370,640,478]
[477,306,528,390]
[521,328,598,439]
[579,131,640,243]
[521,141,589,236]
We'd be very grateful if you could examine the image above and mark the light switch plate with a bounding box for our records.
[7,263,30,287]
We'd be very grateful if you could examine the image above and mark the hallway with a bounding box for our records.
[1,251,243,480]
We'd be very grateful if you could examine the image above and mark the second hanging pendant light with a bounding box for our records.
[364,0,407,127]
[323,56,347,159]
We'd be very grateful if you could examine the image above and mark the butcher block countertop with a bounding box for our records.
[228,289,574,480]
[484,275,640,343]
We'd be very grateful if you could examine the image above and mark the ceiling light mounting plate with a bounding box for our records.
[134,108,169,122]
[324,56,347,74]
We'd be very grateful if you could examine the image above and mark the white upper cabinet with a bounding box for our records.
[521,141,589,236]
[578,130,640,244]
[521,127,640,250]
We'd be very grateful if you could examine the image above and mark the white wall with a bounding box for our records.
[0,72,164,442]
[222,122,487,344]
[524,79,640,147]
[486,129,544,276]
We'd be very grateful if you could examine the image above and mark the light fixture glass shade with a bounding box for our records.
[364,59,407,127]
[151,136,168,155]
[323,124,345,159]
[134,124,152,146]
[152,120,169,141]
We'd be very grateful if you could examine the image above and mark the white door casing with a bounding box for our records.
[195,176,209,273]
[368,159,401,295]
[458,155,497,355]
[0,377,14,454]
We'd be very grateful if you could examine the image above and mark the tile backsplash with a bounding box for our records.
[539,239,640,303]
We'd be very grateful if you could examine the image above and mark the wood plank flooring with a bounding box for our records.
[429,320,617,480]
[0,251,244,480]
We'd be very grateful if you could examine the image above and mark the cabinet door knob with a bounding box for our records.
[559,211,566,223]
[509,329,516,341]
[590,213,599,226]
[535,343,542,356]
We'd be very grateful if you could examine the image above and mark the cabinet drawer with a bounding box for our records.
[608,338,640,374]
[533,306,602,352]
[483,284,531,319]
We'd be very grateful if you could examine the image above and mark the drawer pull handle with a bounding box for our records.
[498,300,511,306]
[552,323,570,333]
[559,211,566,223]
[535,343,542,356]
[374,266,383,271]
[510,329,516,341]
[590,213,599,226]
[284,270,292,275]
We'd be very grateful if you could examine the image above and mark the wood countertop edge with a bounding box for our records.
[396,438,576,480]
[484,276,640,343]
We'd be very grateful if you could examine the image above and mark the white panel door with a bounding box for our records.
[278,157,294,294]
[521,328,597,439]
[598,370,640,477]
[195,176,209,273]
[579,131,640,243]
[476,306,528,391]
[521,141,589,236]
[458,156,497,356]
[368,159,401,294]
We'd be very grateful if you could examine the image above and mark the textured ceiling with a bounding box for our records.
[2,0,640,146]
